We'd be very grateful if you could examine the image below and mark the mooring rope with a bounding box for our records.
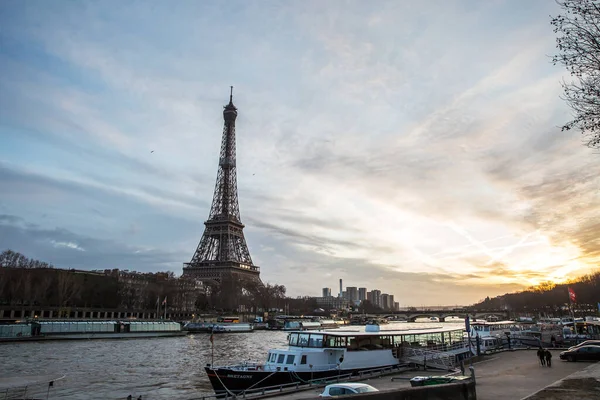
[212,368,237,398]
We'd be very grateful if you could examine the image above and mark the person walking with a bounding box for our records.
[545,349,552,367]
[550,335,556,348]
[537,347,546,366]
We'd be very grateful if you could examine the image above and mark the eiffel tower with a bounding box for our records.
[183,88,261,284]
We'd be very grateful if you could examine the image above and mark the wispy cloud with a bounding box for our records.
[51,240,85,252]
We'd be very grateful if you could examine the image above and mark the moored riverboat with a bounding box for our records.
[183,322,253,333]
[0,320,185,342]
[204,326,471,395]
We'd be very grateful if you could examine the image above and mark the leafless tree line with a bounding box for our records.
[0,250,295,314]
[471,270,600,314]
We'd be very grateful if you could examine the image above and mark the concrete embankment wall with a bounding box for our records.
[329,382,476,400]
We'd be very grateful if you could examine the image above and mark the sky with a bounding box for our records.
[1,0,599,306]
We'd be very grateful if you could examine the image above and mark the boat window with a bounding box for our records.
[298,333,310,346]
[285,355,295,364]
[323,335,350,348]
[277,354,285,363]
[347,337,358,350]
[308,334,324,348]
[289,333,299,346]
[300,355,307,364]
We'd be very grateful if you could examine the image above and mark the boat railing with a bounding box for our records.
[406,341,467,353]
[401,346,457,371]
[193,364,409,400]
[226,362,342,373]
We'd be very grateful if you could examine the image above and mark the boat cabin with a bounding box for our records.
[260,327,468,373]
[470,321,517,338]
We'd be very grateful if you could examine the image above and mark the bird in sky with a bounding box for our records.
[150,150,154,153]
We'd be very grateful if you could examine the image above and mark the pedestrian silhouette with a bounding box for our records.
[545,349,552,367]
[537,347,545,366]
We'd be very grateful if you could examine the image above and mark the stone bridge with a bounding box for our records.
[366,310,510,323]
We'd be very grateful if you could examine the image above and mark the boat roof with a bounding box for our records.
[0,374,65,390]
[471,320,516,325]
[288,326,464,337]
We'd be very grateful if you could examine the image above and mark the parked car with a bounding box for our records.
[319,383,379,397]
[567,340,600,351]
[559,345,600,362]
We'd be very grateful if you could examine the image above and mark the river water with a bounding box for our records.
[1,321,464,400]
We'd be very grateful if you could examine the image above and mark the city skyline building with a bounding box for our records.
[370,290,382,308]
[346,287,358,303]
[318,281,400,310]
[358,287,367,301]
[381,293,390,310]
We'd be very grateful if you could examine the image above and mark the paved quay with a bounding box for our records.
[523,361,600,400]
[263,350,593,400]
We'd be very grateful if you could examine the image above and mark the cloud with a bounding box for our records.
[0,214,182,272]
[50,240,85,252]
[1,0,599,305]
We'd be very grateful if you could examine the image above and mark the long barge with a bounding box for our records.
[0,320,186,342]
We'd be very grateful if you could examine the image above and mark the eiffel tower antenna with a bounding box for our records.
[183,89,260,284]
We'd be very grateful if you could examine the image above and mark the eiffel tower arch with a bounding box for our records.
[183,88,261,290]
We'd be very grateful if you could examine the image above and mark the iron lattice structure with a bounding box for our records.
[183,89,260,284]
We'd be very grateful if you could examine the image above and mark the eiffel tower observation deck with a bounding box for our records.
[183,88,260,284]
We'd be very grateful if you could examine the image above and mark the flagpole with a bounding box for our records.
[211,327,215,366]
[568,288,576,333]
[164,297,167,320]
[156,296,160,319]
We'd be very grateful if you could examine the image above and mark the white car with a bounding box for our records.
[319,383,379,397]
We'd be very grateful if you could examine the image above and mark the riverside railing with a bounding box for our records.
[401,347,457,370]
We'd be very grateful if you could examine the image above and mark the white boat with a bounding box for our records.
[282,319,322,331]
[204,326,471,395]
[469,320,563,349]
[469,320,516,352]
[318,319,340,329]
[212,323,253,333]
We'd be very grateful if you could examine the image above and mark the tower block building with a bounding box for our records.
[183,89,261,285]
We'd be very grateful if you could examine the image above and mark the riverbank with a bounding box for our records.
[262,349,593,400]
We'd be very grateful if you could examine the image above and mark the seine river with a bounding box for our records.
[1,321,464,400]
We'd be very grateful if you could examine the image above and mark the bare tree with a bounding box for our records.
[552,0,600,148]
[56,271,81,307]
[32,271,53,306]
